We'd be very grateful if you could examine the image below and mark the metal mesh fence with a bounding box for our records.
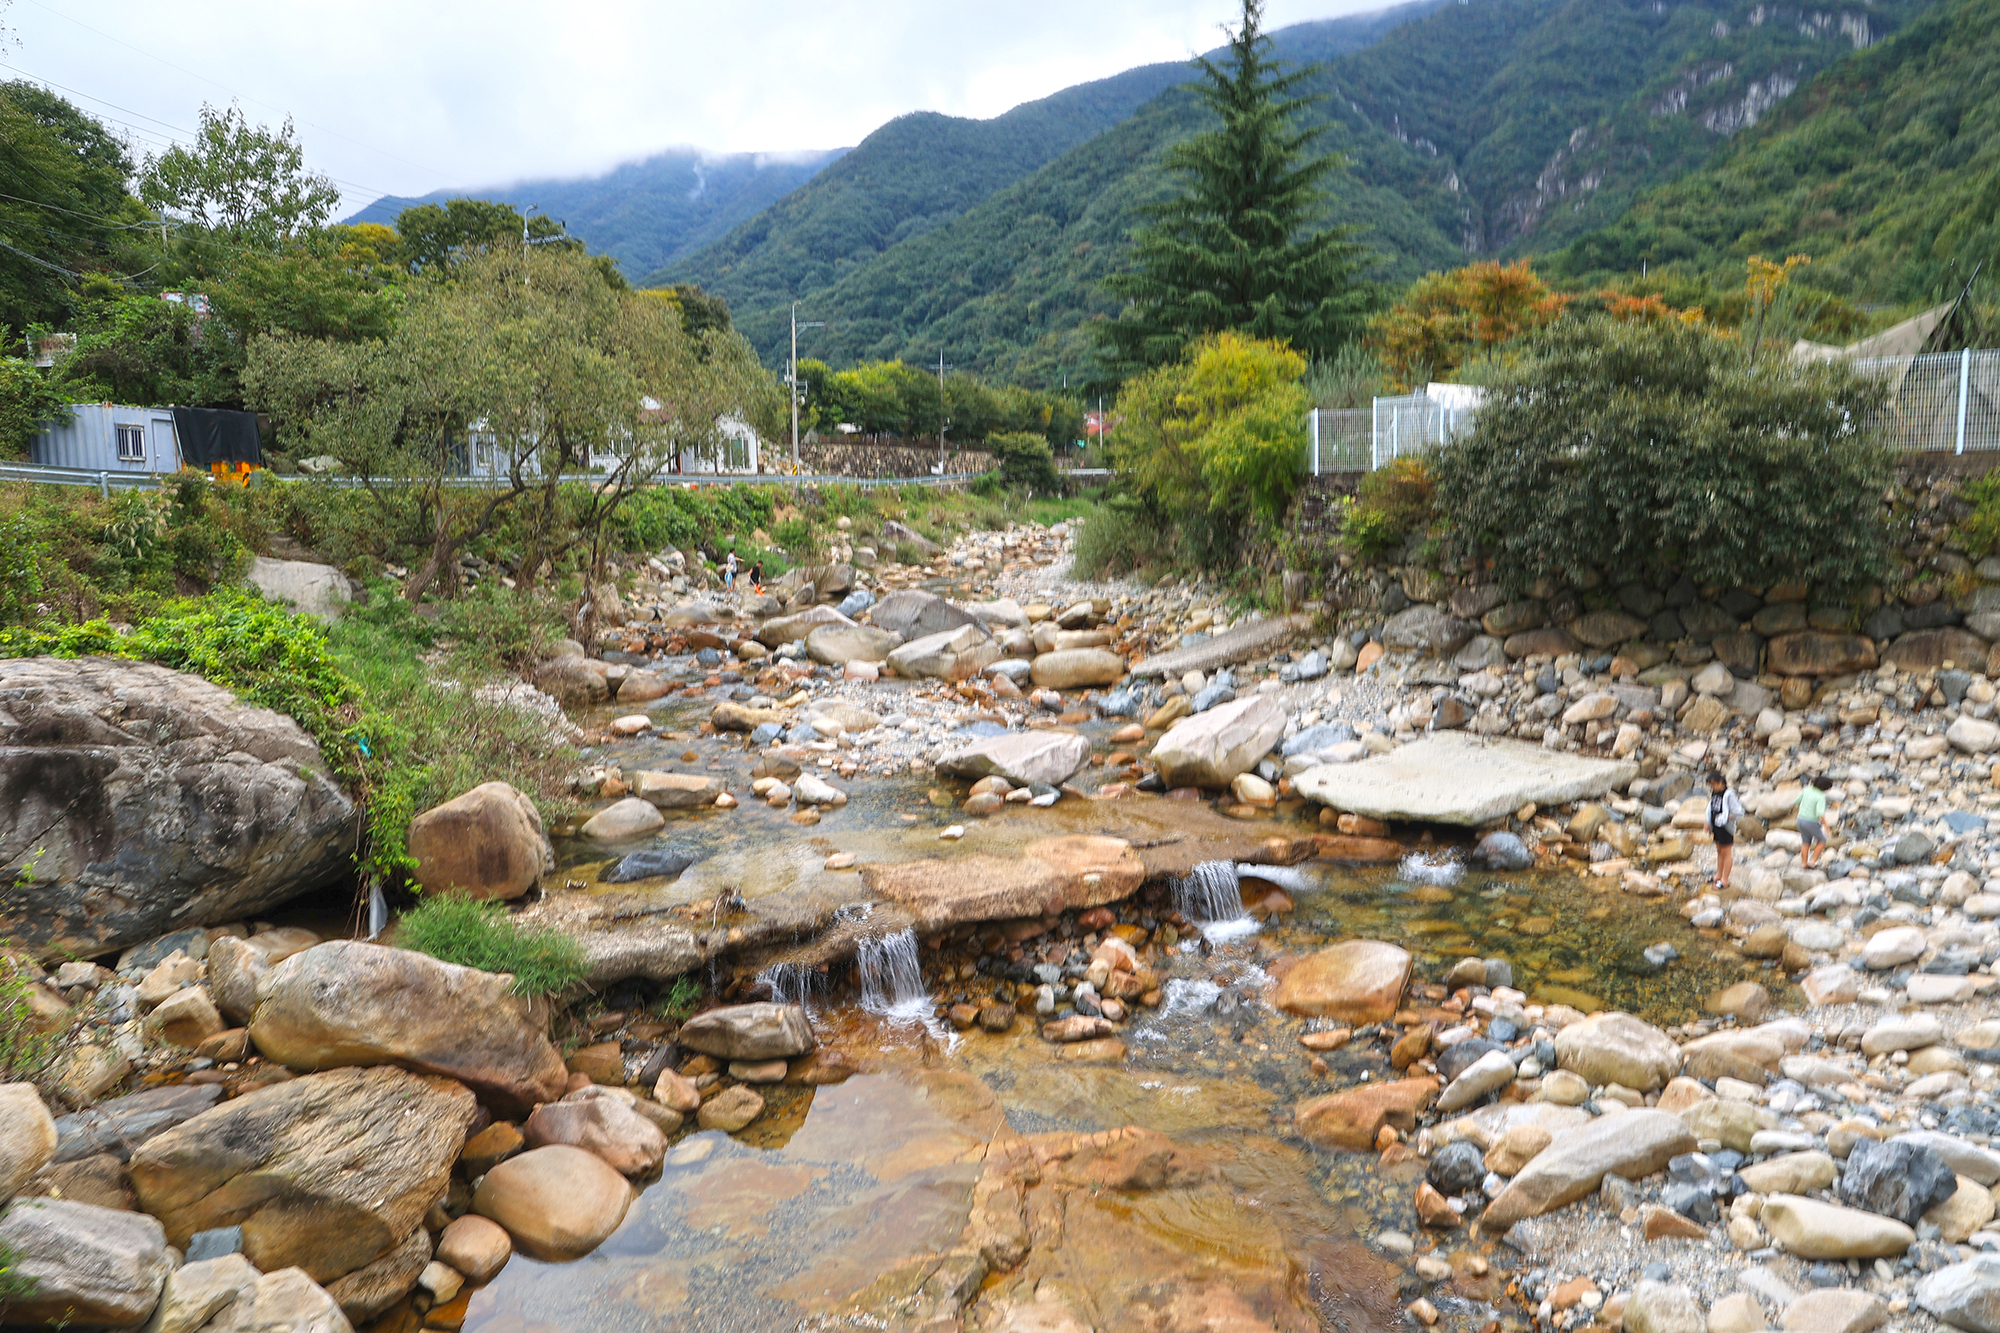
[1852,349,2000,454]
[1304,349,2000,473]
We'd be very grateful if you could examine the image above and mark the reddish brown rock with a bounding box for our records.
[1766,633,1879,677]
[1295,1078,1439,1151]
[1272,941,1413,1023]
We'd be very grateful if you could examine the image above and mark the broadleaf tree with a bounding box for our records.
[1095,0,1375,377]
[139,103,340,251]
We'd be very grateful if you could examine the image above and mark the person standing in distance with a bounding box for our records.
[1707,770,1746,891]
[722,551,739,591]
[1796,776,1829,870]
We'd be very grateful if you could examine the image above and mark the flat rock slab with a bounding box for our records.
[1294,733,1639,826]
[1129,615,1308,678]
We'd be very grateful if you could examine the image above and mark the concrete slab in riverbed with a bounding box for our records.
[1293,732,1638,826]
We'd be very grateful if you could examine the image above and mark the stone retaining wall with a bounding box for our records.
[1296,455,2000,686]
[795,439,994,479]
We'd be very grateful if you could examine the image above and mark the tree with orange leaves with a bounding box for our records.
[1368,260,1569,390]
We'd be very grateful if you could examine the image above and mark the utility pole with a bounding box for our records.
[789,303,824,475]
[935,348,954,467]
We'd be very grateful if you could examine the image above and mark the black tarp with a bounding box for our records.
[171,407,263,467]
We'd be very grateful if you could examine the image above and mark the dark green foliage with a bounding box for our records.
[1342,458,1436,558]
[394,197,578,272]
[608,485,777,553]
[1432,317,1892,592]
[1550,0,2000,305]
[0,348,67,460]
[0,80,143,333]
[1957,475,2000,558]
[393,895,587,997]
[988,431,1061,493]
[1097,0,1376,375]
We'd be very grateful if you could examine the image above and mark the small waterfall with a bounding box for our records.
[1173,860,1246,923]
[757,961,825,1009]
[857,928,931,1020]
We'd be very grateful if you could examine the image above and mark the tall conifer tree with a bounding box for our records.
[1097,0,1374,376]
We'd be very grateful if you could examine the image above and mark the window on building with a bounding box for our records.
[115,424,145,462]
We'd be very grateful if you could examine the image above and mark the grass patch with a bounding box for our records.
[394,895,588,996]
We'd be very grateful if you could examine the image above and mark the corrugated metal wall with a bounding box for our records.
[29,404,181,472]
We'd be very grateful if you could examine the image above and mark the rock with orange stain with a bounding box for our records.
[1294,1077,1439,1151]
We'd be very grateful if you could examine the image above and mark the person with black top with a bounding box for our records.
[749,561,764,596]
[1706,770,1746,891]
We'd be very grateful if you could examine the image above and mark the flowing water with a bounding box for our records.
[438,704,1792,1333]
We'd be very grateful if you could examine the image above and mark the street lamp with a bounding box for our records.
[789,303,824,475]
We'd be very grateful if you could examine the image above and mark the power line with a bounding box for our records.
[16,0,450,185]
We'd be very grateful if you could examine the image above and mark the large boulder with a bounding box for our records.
[861,836,1146,930]
[805,624,903,665]
[0,1196,172,1327]
[756,606,855,647]
[1553,1012,1683,1091]
[1271,942,1411,1023]
[1883,628,1989,672]
[871,590,981,641]
[0,1083,56,1201]
[323,1225,430,1323]
[937,731,1091,788]
[888,625,1002,682]
[1481,1109,1696,1229]
[246,557,351,622]
[406,782,552,902]
[471,1145,633,1262]
[129,1066,472,1284]
[1029,649,1126,689]
[1840,1138,1958,1225]
[1149,694,1286,789]
[147,1253,261,1333]
[0,657,360,956]
[676,1003,815,1061]
[247,941,568,1115]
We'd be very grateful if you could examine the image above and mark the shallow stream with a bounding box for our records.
[445,718,1789,1333]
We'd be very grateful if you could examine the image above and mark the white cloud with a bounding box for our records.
[3,0,1391,208]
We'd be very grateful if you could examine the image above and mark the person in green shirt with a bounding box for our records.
[1797,777,1829,869]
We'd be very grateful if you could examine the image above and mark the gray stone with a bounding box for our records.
[1128,615,1308,677]
[1473,831,1534,871]
[246,557,351,622]
[1482,1109,1696,1229]
[146,1252,260,1333]
[204,1267,352,1333]
[676,1003,816,1061]
[871,590,982,641]
[888,625,1002,681]
[53,1083,223,1164]
[938,731,1090,788]
[1149,694,1287,789]
[1295,732,1637,827]
[0,1196,173,1327]
[1627,1281,1705,1333]
[1555,1012,1683,1091]
[1919,1254,2000,1333]
[1760,1194,1915,1259]
[1893,1133,2000,1187]
[1839,1139,1958,1225]
[0,657,359,956]
[804,623,903,665]
[755,605,856,647]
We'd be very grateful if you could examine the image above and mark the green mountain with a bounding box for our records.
[345,146,846,283]
[668,0,1937,383]
[1551,0,2000,306]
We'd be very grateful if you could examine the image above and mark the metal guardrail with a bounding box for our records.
[0,462,988,493]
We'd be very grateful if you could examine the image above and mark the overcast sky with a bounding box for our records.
[4,0,1390,210]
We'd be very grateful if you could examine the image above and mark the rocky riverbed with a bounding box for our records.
[15,516,2000,1332]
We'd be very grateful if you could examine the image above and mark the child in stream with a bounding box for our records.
[1797,775,1829,869]
[1707,770,1746,891]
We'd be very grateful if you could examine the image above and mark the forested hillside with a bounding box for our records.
[345,146,845,283]
[1551,0,2000,306]
[673,0,1937,382]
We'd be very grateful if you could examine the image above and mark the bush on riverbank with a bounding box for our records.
[1432,316,1892,592]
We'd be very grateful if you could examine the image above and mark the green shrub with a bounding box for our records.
[1341,458,1436,559]
[1959,474,2000,557]
[988,431,1062,493]
[1073,496,1168,578]
[394,895,588,997]
[0,514,44,624]
[1433,316,1890,592]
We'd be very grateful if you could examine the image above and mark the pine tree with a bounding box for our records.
[1096,0,1375,377]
